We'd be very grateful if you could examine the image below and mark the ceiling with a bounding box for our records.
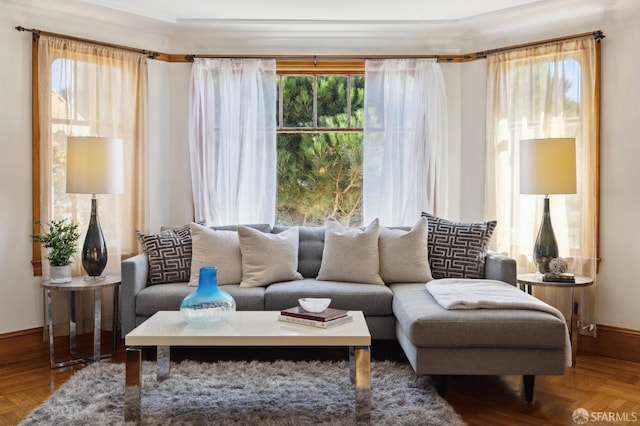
[23,0,636,54]
[77,0,543,23]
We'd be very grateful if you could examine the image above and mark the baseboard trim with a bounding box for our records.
[579,324,640,363]
[0,327,43,340]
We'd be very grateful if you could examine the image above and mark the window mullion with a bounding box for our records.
[347,76,352,128]
[278,76,284,129]
[313,75,317,128]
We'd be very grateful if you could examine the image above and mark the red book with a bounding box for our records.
[280,306,348,322]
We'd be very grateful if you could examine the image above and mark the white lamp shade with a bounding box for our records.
[520,138,577,195]
[66,137,124,194]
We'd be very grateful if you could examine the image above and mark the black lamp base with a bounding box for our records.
[82,196,108,277]
[533,196,558,273]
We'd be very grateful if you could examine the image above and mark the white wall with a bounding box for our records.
[595,8,640,329]
[167,64,194,227]
[2,0,640,334]
[440,63,462,221]
[147,59,172,233]
[0,4,43,334]
[459,60,488,222]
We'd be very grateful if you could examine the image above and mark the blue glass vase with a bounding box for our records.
[180,267,236,326]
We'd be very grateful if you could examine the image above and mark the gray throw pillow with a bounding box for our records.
[379,217,433,283]
[421,212,497,279]
[316,218,384,285]
[136,224,192,285]
[238,226,303,288]
[189,222,242,286]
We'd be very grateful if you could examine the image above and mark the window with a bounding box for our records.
[276,73,364,226]
[487,44,599,263]
[50,58,97,219]
[485,37,599,335]
[33,35,147,276]
[508,58,583,251]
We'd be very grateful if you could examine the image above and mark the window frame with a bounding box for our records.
[274,61,365,227]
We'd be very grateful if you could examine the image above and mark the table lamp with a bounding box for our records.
[520,138,577,273]
[66,137,124,278]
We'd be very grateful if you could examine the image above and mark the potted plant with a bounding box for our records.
[32,219,81,283]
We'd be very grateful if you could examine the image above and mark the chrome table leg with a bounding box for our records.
[157,345,171,381]
[125,347,142,423]
[350,345,371,422]
[93,288,102,362]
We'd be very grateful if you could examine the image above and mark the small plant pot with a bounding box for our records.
[50,265,72,283]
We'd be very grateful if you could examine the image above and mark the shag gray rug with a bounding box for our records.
[21,359,463,425]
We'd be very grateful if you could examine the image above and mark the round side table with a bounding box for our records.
[42,275,121,368]
[517,273,593,366]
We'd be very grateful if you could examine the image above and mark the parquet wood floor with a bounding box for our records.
[1,329,639,425]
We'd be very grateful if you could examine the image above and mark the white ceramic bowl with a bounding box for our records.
[298,298,331,313]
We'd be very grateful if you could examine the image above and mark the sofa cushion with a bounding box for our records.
[389,283,566,349]
[273,226,325,278]
[421,212,496,279]
[189,222,242,286]
[379,217,433,284]
[238,226,303,287]
[135,225,192,285]
[265,278,394,316]
[317,218,384,285]
[136,283,265,316]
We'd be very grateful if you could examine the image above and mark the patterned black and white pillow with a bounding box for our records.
[421,212,497,280]
[136,224,192,285]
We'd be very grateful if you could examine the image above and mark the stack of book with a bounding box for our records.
[543,273,576,283]
[278,306,353,328]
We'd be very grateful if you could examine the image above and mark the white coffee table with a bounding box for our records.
[124,310,371,423]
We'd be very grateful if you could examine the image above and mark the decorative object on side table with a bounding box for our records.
[181,266,236,326]
[66,136,124,279]
[543,273,575,283]
[544,258,574,282]
[32,218,80,283]
[549,257,568,274]
[520,138,577,273]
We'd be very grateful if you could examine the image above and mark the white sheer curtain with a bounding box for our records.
[38,36,148,278]
[363,59,447,226]
[484,37,598,336]
[189,59,277,226]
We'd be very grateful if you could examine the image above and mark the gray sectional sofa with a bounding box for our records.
[122,218,567,401]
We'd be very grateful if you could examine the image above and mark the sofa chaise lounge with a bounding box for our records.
[121,216,568,401]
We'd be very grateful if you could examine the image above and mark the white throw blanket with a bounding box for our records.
[425,278,572,367]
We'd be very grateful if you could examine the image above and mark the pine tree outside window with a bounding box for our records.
[276,74,364,227]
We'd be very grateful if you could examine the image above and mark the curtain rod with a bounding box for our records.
[14,26,160,59]
[16,26,604,63]
[476,30,605,58]
[179,30,604,63]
